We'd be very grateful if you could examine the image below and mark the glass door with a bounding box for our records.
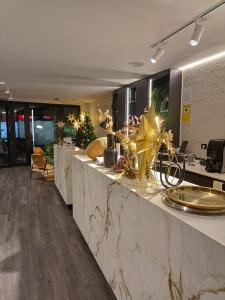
[30,107,57,147]
[8,104,32,165]
[0,104,9,166]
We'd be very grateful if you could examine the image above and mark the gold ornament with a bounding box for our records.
[136,106,158,180]
[57,120,65,129]
[86,137,107,160]
[66,113,76,123]
[98,108,110,122]
[115,106,176,184]
[80,112,86,123]
[98,108,113,133]
[73,119,80,130]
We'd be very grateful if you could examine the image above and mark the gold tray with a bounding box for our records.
[166,186,225,210]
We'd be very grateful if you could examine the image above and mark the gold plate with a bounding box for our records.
[166,186,225,210]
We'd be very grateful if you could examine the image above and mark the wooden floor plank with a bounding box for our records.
[0,166,116,300]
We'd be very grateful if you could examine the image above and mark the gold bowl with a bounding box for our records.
[166,186,225,210]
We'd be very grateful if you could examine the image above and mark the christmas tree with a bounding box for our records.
[75,112,96,149]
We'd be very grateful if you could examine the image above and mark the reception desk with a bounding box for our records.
[72,154,225,300]
[54,144,83,205]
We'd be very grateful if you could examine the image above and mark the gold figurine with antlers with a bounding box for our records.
[98,108,113,133]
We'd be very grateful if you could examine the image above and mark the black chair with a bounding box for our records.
[178,141,188,154]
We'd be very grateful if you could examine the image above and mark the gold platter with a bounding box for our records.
[166,186,225,210]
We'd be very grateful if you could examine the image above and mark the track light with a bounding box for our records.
[190,22,204,47]
[150,46,165,64]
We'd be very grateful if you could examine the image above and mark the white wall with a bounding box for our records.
[181,58,225,158]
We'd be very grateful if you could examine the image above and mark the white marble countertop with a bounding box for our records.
[74,154,225,248]
[54,145,84,205]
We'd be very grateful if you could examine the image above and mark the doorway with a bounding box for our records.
[7,103,32,166]
[0,100,80,167]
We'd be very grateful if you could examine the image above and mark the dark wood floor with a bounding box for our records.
[0,167,116,300]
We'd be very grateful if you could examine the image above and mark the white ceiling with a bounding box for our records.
[0,0,225,103]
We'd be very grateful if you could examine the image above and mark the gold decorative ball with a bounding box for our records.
[86,137,107,160]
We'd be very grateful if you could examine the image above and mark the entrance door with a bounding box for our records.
[0,104,9,166]
[8,103,32,165]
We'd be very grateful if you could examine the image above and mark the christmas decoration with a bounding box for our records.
[73,119,80,131]
[79,112,86,123]
[86,137,107,160]
[75,112,96,149]
[98,108,113,133]
[66,113,76,123]
[136,105,158,180]
[57,120,65,129]
[114,105,180,185]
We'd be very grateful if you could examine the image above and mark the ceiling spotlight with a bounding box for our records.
[190,22,204,47]
[150,46,165,64]
[0,79,5,85]
[4,88,10,94]
[8,94,13,100]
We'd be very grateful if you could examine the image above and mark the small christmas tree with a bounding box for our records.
[75,112,96,149]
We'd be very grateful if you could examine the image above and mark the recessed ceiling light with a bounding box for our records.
[4,88,10,94]
[0,79,5,85]
[128,62,144,67]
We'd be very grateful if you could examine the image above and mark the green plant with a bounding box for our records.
[44,143,54,165]
[152,87,168,113]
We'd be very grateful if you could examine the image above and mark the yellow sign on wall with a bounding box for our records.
[182,104,191,122]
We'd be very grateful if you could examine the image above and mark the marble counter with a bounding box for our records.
[72,154,225,300]
[54,144,83,205]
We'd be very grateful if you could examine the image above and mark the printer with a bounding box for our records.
[205,139,225,173]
